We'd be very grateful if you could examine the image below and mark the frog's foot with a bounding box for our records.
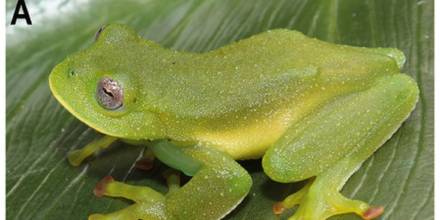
[67,135,117,166]
[274,178,383,220]
[268,156,385,220]
[89,141,252,220]
[272,180,312,215]
[89,176,169,220]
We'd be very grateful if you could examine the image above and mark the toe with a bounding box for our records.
[363,206,384,219]
[93,176,114,197]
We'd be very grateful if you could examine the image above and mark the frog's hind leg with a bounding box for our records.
[89,141,252,220]
[263,74,419,220]
[67,135,118,166]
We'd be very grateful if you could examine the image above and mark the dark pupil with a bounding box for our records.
[96,77,123,110]
[103,88,114,97]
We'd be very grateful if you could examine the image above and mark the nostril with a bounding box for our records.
[68,69,75,77]
[95,25,106,41]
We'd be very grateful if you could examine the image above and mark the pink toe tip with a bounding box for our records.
[135,158,154,171]
[94,176,114,197]
[273,202,285,215]
[363,206,384,219]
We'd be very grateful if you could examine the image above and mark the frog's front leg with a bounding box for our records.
[89,176,168,220]
[263,74,419,220]
[67,135,118,166]
[90,141,252,220]
[68,136,157,170]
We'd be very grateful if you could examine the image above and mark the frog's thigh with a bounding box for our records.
[263,74,418,220]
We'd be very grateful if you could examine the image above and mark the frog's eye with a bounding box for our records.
[95,25,105,41]
[96,77,123,110]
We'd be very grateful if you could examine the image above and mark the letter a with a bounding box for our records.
[10,0,32,25]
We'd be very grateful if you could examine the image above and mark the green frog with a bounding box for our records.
[48,24,419,220]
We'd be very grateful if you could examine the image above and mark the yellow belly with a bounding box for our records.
[189,82,361,160]
[194,112,289,159]
[193,91,332,160]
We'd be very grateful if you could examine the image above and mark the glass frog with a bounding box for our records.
[48,24,419,220]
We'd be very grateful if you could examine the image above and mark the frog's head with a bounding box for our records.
[49,24,164,140]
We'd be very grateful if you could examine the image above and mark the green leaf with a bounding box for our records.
[6,0,433,219]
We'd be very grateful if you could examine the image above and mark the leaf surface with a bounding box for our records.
[6,0,433,219]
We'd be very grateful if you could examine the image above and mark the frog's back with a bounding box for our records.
[143,30,320,118]
[141,29,397,119]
